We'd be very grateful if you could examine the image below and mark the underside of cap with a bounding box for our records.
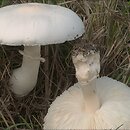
[0,3,85,46]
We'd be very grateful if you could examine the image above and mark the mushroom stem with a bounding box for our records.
[72,51,101,114]
[10,45,41,97]
[79,79,100,114]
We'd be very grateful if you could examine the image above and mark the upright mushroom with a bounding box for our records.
[0,3,85,97]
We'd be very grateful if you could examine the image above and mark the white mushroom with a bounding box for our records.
[44,44,130,129]
[0,3,85,97]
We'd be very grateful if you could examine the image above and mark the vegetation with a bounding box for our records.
[0,0,130,129]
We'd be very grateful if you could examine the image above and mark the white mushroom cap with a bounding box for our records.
[0,3,85,46]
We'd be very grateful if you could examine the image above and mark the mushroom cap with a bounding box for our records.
[0,3,85,46]
[44,77,130,129]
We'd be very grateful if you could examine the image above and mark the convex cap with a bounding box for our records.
[0,3,85,46]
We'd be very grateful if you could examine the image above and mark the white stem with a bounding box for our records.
[79,79,100,114]
[10,46,41,97]
[72,52,101,114]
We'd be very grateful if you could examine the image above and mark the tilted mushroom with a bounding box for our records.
[44,43,130,129]
[0,3,85,97]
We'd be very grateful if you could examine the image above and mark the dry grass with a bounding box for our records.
[0,0,130,129]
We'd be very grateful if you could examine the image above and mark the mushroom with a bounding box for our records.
[44,44,130,129]
[0,3,85,97]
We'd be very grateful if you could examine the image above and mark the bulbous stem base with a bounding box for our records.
[10,45,41,97]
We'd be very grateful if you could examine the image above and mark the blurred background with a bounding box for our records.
[0,0,130,129]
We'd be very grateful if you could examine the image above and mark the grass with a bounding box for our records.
[0,0,130,129]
